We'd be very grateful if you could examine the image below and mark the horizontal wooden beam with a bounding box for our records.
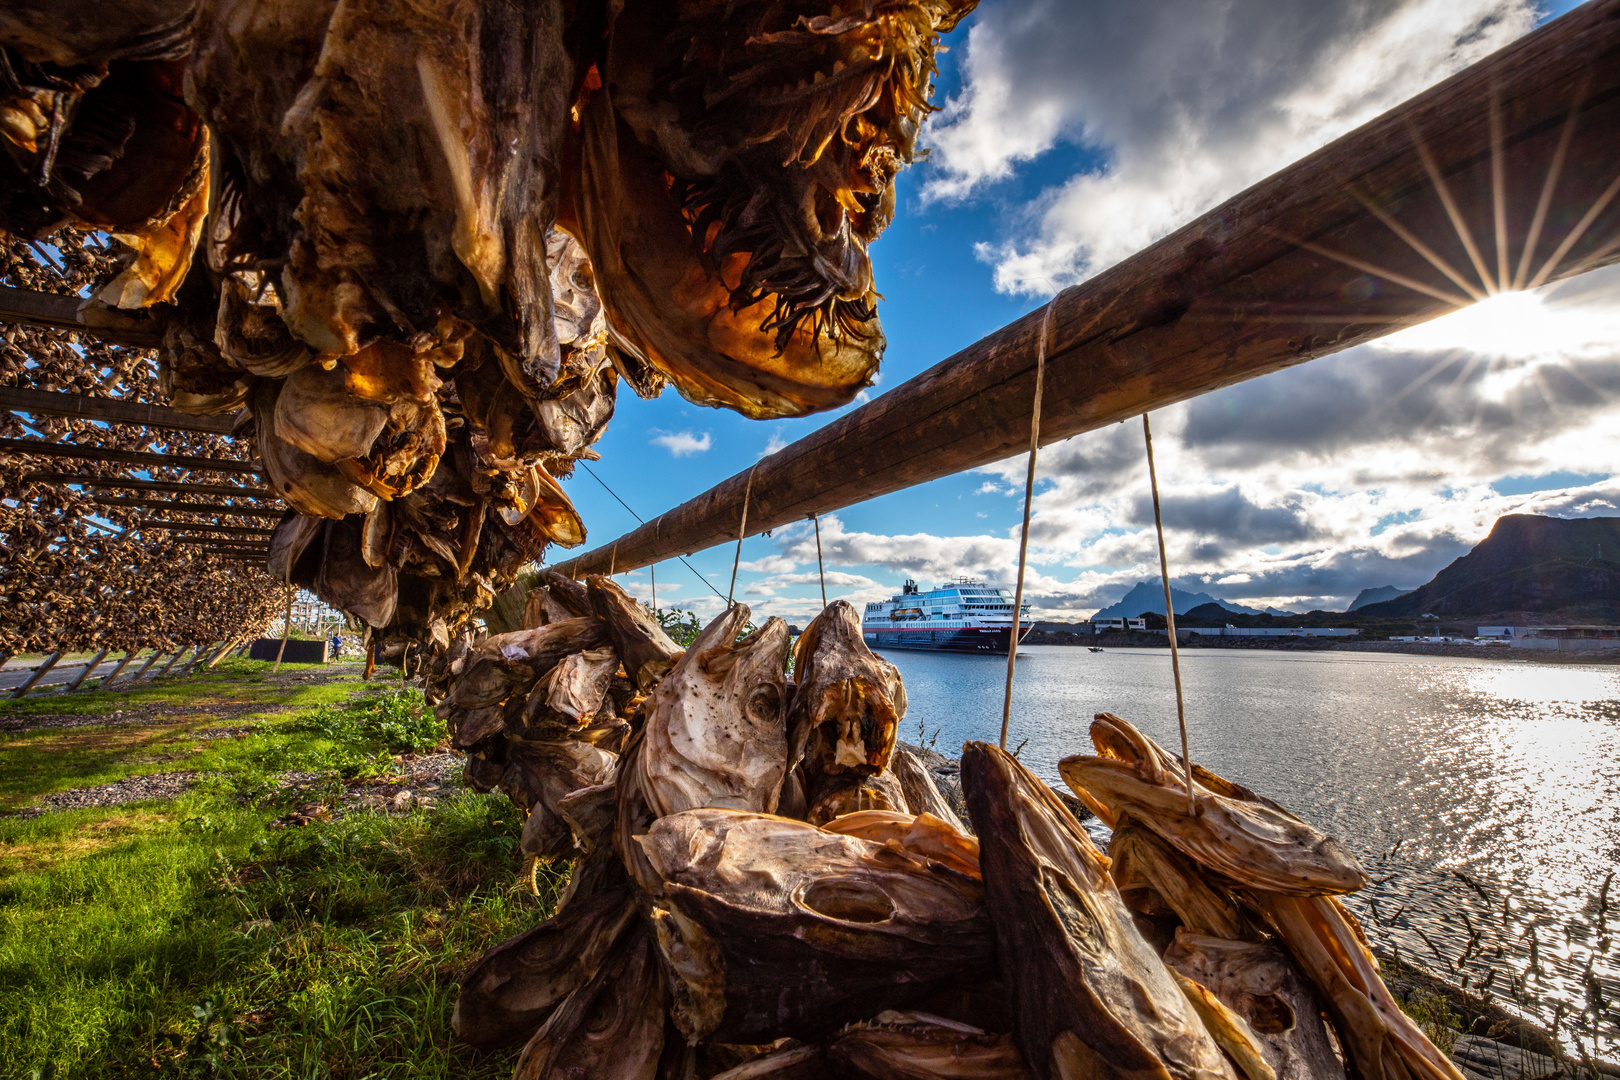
[552,0,1620,580]
[0,438,260,475]
[0,386,239,434]
[92,495,283,518]
[137,520,276,537]
[24,473,277,499]
[171,537,269,549]
[0,285,167,347]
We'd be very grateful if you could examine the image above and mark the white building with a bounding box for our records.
[1092,617,1148,633]
[1505,626,1620,651]
[1188,626,1361,638]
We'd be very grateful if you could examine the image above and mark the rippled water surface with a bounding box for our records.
[878,645,1620,1049]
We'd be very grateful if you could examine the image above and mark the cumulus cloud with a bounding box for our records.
[924,0,1535,293]
[649,429,713,457]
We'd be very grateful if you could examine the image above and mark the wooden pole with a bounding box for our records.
[153,647,191,679]
[203,637,241,670]
[999,302,1053,751]
[9,650,64,699]
[273,587,295,673]
[178,643,217,677]
[548,0,1620,580]
[0,439,260,474]
[0,386,238,434]
[63,647,111,693]
[26,474,277,499]
[96,649,139,688]
[93,496,281,517]
[122,650,166,686]
[0,284,166,345]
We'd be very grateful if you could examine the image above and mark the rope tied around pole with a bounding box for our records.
[727,464,758,605]
[813,514,827,609]
[1143,412,1196,818]
[999,297,1058,751]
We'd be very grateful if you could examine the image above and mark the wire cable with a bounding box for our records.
[577,462,729,602]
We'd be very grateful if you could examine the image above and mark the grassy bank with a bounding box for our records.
[0,661,559,1079]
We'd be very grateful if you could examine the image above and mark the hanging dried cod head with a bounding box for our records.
[1059,714,1366,897]
[787,599,905,776]
[573,0,976,418]
[960,741,1237,1080]
[636,807,995,1042]
[636,603,790,817]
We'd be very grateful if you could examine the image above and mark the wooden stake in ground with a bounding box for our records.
[273,586,294,673]
[64,647,110,693]
[154,647,191,680]
[9,650,64,699]
[121,650,166,687]
[203,637,242,670]
[97,650,140,688]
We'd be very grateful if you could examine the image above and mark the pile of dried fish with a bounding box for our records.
[0,0,975,648]
[445,591,1466,1080]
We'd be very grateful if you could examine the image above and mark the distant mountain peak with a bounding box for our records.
[1348,585,1410,611]
[1092,580,1286,620]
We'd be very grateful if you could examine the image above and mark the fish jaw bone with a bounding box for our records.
[962,741,1237,1080]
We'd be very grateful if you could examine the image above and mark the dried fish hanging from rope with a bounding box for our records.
[0,232,284,656]
[0,0,976,646]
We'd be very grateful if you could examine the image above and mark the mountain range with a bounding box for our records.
[1356,514,1620,620]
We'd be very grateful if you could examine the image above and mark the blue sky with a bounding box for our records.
[562,0,1619,622]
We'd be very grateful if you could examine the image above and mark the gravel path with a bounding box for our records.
[23,771,204,816]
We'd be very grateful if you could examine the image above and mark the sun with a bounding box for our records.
[1378,282,1620,360]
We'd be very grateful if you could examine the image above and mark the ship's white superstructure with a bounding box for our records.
[861,578,1030,652]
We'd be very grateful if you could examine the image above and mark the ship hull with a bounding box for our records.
[861,625,1031,653]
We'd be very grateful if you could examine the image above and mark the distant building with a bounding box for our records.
[1507,626,1620,651]
[1093,616,1147,633]
[1476,626,1515,638]
[1182,626,1361,638]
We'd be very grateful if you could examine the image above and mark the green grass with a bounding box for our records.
[0,667,565,1079]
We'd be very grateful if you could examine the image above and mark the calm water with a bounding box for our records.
[878,644,1620,1051]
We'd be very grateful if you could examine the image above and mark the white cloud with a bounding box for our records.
[759,427,789,459]
[649,429,712,457]
[739,266,1620,618]
[925,0,1535,293]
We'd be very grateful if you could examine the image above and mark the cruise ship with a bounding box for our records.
[861,578,1031,653]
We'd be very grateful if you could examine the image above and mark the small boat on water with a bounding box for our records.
[862,578,1031,653]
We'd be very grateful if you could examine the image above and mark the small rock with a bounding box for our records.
[391,790,414,812]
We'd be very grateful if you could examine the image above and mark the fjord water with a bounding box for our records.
[879,644,1620,1049]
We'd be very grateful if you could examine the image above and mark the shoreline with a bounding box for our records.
[1021,632,1620,664]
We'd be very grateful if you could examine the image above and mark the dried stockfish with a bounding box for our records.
[961,741,1235,1080]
